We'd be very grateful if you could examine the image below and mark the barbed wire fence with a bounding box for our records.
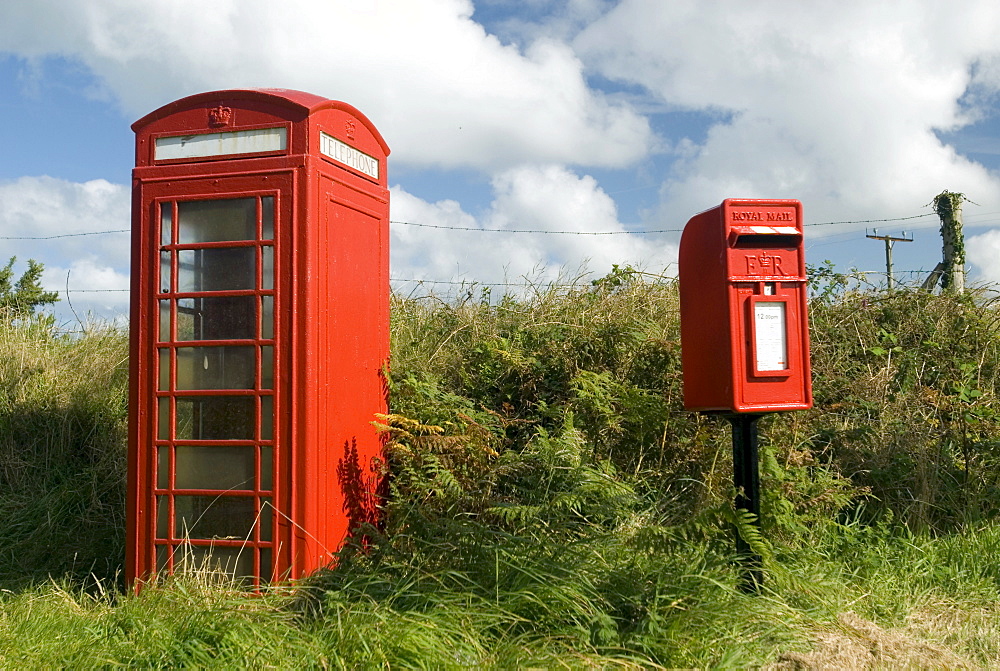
[5,207,1000,318]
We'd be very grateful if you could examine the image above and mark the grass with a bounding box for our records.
[3,523,999,667]
[0,318,127,588]
[3,272,1000,666]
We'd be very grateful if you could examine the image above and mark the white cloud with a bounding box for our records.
[574,1,1000,232]
[44,258,131,325]
[0,176,131,322]
[391,163,676,293]
[967,229,1000,286]
[0,0,652,172]
[0,176,130,267]
[7,1,1000,294]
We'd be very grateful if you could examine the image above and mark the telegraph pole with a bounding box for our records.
[866,229,913,290]
[933,191,967,293]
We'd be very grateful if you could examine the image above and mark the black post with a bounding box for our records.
[728,413,763,590]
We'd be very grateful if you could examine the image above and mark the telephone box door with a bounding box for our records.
[132,174,292,584]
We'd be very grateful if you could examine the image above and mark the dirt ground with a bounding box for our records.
[768,612,977,670]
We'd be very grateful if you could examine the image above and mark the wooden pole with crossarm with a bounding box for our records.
[866,229,913,290]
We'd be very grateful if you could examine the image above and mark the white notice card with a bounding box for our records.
[754,302,787,371]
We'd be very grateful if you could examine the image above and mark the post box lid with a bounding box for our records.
[727,225,802,246]
[728,225,800,236]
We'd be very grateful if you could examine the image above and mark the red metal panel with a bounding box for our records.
[678,199,812,413]
[129,90,389,588]
[324,190,387,552]
[678,205,733,411]
[127,171,153,584]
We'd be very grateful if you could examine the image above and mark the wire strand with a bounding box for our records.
[389,220,682,234]
[389,211,938,235]
[0,212,941,241]
[0,229,130,240]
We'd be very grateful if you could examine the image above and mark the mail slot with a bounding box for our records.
[678,198,812,413]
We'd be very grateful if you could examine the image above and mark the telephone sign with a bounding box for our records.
[678,199,812,413]
[127,89,390,587]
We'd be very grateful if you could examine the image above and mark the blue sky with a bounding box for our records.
[3,0,1000,324]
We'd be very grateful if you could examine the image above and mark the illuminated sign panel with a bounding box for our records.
[154,127,287,161]
[320,131,379,180]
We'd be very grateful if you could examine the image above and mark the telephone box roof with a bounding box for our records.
[132,88,389,155]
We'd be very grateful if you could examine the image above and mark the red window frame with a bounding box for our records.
[151,192,281,586]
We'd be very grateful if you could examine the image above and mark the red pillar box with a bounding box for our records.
[127,89,390,587]
[678,199,812,413]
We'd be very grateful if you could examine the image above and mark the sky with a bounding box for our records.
[3,0,1000,324]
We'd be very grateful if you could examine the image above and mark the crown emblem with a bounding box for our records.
[208,105,233,128]
[345,120,356,141]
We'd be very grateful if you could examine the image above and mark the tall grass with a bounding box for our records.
[3,273,1000,666]
[5,521,999,667]
[0,318,127,587]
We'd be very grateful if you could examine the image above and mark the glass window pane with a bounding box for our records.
[157,398,170,440]
[159,300,171,341]
[260,396,273,441]
[260,497,272,542]
[176,296,256,341]
[157,446,169,489]
[259,547,272,582]
[261,296,273,340]
[178,198,256,243]
[158,349,170,391]
[178,248,256,292]
[175,445,255,491]
[176,298,195,341]
[156,545,170,573]
[176,346,255,390]
[261,197,274,240]
[174,544,255,582]
[156,496,169,538]
[261,346,273,389]
[160,251,172,294]
[262,246,274,290]
[160,203,172,246]
[261,446,272,491]
[175,396,255,441]
[174,495,256,541]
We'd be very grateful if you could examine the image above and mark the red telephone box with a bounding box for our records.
[678,198,812,413]
[127,89,390,586]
